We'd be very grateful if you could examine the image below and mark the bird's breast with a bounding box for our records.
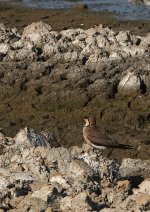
[83,126,90,143]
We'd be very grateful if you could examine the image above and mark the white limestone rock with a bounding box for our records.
[22,21,52,44]
[50,173,70,189]
[0,43,10,54]
[116,31,132,46]
[118,71,142,95]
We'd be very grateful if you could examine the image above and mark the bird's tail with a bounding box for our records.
[116,143,134,149]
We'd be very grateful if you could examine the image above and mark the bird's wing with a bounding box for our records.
[87,127,118,147]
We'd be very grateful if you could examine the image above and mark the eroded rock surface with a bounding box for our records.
[0,23,150,211]
[0,130,150,211]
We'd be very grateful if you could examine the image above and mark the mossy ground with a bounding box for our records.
[0,5,149,162]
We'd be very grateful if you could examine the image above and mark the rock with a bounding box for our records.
[45,207,53,212]
[60,196,72,211]
[0,176,10,189]
[117,180,130,190]
[46,147,72,173]
[71,192,92,211]
[14,127,58,148]
[96,35,110,48]
[0,23,149,67]
[32,185,54,201]
[128,194,150,208]
[31,182,48,192]
[64,51,78,62]
[119,158,150,177]
[0,168,11,176]
[10,196,25,209]
[0,44,10,54]
[0,23,20,43]
[13,195,47,211]
[134,194,150,206]
[67,159,92,178]
[11,172,34,183]
[116,31,132,46]
[0,128,150,211]
[101,209,124,212]
[118,71,142,95]
[85,27,97,36]
[133,179,150,195]
[43,43,59,56]
[22,21,52,44]
[50,173,70,189]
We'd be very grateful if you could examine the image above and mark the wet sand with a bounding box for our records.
[0,4,150,35]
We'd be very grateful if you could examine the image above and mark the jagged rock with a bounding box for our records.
[85,27,97,36]
[0,24,20,43]
[119,158,150,177]
[50,173,70,189]
[22,21,52,44]
[0,22,149,70]
[45,207,53,212]
[96,35,110,48]
[0,44,10,54]
[118,71,142,95]
[71,192,92,211]
[14,127,58,148]
[0,129,150,211]
[10,196,47,211]
[11,172,34,183]
[32,185,54,201]
[60,196,72,211]
[126,193,150,210]
[31,182,49,192]
[0,176,10,189]
[133,194,150,206]
[117,180,130,190]
[116,31,132,46]
[133,179,150,195]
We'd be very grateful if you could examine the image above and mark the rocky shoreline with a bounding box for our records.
[0,21,150,211]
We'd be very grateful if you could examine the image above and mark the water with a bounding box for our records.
[1,0,150,20]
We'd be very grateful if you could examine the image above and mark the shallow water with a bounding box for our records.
[0,0,150,20]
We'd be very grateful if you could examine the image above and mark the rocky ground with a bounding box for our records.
[0,21,150,159]
[0,11,150,211]
[0,128,150,211]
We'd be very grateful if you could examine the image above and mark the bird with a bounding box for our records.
[83,115,133,149]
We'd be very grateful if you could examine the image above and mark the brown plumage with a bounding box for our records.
[83,116,133,149]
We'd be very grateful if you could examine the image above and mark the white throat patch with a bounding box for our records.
[84,119,90,127]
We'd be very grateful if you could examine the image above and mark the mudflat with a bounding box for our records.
[0,4,150,35]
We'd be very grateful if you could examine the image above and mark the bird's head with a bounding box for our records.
[84,115,96,126]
